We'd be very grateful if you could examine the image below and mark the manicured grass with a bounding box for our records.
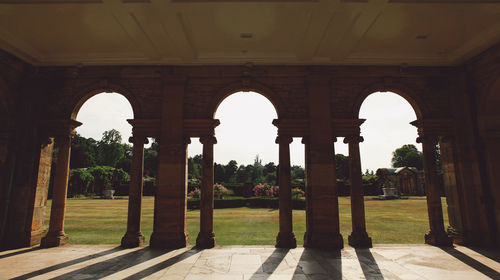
[44,196,448,245]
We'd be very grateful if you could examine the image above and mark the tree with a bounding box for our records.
[391,144,423,170]
[188,155,201,179]
[70,134,97,168]
[335,154,349,180]
[96,129,124,167]
[252,155,264,183]
[214,163,226,183]
[291,165,305,181]
[263,162,276,175]
[225,160,238,183]
[101,129,122,144]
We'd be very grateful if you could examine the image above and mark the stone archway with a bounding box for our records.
[42,90,137,247]
[357,90,453,246]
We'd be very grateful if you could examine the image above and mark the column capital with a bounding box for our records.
[416,134,439,145]
[200,135,217,145]
[128,135,149,145]
[343,135,364,144]
[40,119,82,139]
[276,135,293,145]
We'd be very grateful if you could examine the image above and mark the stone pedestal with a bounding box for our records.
[196,232,215,248]
[196,136,217,248]
[348,231,372,248]
[41,231,69,247]
[304,232,344,249]
[121,135,148,248]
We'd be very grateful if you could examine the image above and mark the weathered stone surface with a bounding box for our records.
[2,245,498,280]
[1,43,500,250]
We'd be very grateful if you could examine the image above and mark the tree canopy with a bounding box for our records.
[391,144,423,170]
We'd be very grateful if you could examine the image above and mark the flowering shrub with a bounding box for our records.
[188,184,232,199]
[253,183,279,197]
[214,183,231,199]
[292,187,305,199]
[188,188,201,198]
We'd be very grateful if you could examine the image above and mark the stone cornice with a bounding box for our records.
[410,119,454,137]
[127,118,221,138]
[39,119,82,137]
[273,119,308,137]
[332,119,366,137]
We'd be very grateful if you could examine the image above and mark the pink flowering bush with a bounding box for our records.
[214,183,231,199]
[253,183,279,197]
[188,184,232,199]
[188,188,201,198]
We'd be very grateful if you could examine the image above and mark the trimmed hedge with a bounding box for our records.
[187,197,306,210]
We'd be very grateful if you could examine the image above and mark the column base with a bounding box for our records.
[29,229,46,247]
[425,231,453,247]
[304,231,344,249]
[121,232,145,248]
[150,231,188,249]
[196,231,216,248]
[348,231,372,248]
[41,232,69,248]
[447,226,465,245]
[275,232,297,248]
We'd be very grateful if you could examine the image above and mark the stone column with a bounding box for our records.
[276,135,296,248]
[344,135,372,248]
[196,135,217,248]
[30,137,55,246]
[151,75,189,249]
[439,136,464,244]
[304,74,343,249]
[121,135,148,248]
[418,135,453,246]
[41,132,74,247]
[151,137,190,248]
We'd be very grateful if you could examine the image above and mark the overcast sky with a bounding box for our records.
[75,91,420,172]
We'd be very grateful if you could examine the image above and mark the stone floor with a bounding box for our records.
[0,245,499,280]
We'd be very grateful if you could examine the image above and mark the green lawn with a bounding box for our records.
[44,196,448,245]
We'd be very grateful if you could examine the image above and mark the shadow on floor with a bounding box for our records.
[464,246,500,262]
[292,248,342,279]
[440,246,500,279]
[0,246,42,260]
[355,248,385,280]
[10,246,123,280]
[121,248,200,280]
[248,248,289,280]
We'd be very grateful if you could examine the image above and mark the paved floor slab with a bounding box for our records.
[0,245,498,280]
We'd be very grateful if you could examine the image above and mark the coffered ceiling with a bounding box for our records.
[0,0,499,66]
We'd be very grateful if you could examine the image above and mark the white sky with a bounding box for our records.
[75,91,420,172]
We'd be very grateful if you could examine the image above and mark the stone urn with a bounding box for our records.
[382,187,398,197]
[103,189,115,199]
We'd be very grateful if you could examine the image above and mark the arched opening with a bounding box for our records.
[353,91,449,244]
[187,90,305,246]
[43,92,145,245]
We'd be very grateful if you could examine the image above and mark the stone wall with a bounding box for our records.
[0,44,499,248]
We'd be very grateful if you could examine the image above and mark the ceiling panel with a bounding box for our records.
[0,5,143,61]
[0,1,499,66]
